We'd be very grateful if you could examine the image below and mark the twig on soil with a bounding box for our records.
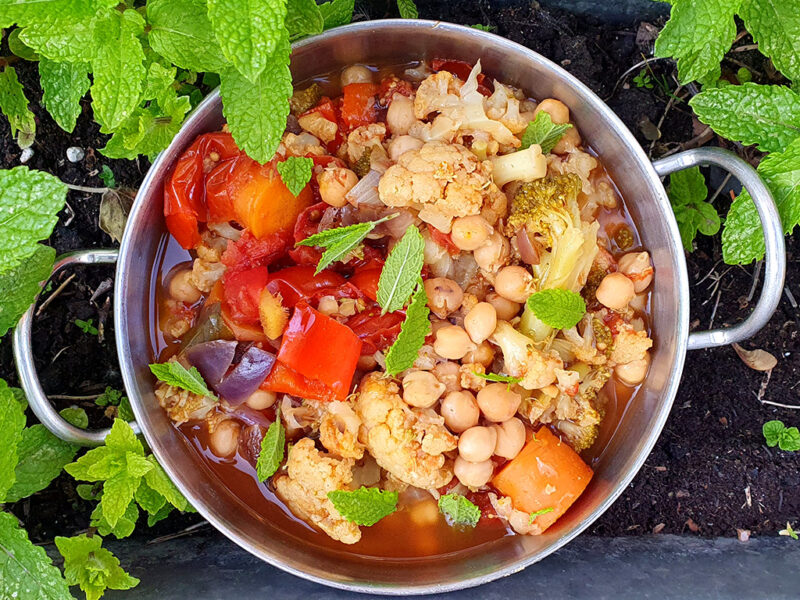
[648,85,685,157]
[747,260,763,303]
[64,183,110,194]
[48,393,103,401]
[36,273,76,316]
[659,126,714,157]
[50,346,70,364]
[758,398,800,410]
[708,289,722,329]
[63,201,75,227]
[731,44,759,53]
[147,521,210,545]
[696,260,723,286]
[784,286,797,309]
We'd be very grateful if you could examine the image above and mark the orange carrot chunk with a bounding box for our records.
[492,427,593,532]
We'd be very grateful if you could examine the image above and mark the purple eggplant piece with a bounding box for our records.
[216,347,276,405]
[185,340,237,386]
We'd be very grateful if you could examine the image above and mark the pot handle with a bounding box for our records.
[12,249,140,447]
[652,147,786,351]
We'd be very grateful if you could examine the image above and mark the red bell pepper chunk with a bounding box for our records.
[277,304,362,401]
[222,266,269,327]
[349,267,382,302]
[340,83,380,132]
[261,362,340,403]
[266,266,349,308]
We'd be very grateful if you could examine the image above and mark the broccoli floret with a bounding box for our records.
[592,317,613,357]
[579,366,611,403]
[581,264,606,307]
[352,146,372,178]
[290,83,322,115]
[614,226,634,250]
[507,173,582,245]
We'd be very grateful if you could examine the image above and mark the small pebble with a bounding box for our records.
[66,146,85,162]
[20,148,33,163]
[737,528,751,542]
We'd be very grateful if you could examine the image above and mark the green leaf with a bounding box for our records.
[95,387,123,407]
[397,0,419,19]
[4,425,78,503]
[779,426,800,452]
[721,191,762,264]
[297,214,396,274]
[377,226,425,313]
[520,112,573,153]
[0,379,27,502]
[286,0,324,40]
[527,288,586,329]
[143,455,188,511]
[105,419,145,456]
[91,501,139,539]
[101,471,143,528]
[318,0,354,28]
[55,534,139,600]
[328,486,398,526]
[118,396,135,422]
[90,9,146,131]
[220,43,292,163]
[668,166,720,251]
[147,503,174,527]
[473,371,522,386]
[0,0,117,28]
[762,419,784,447]
[0,66,36,148]
[65,446,112,482]
[60,406,89,429]
[384,281,430,376]
[438,493,481,527]
[668,165,707,207]
[135,480,167,515]
[471,24,494,32]
[38,58,90,134]
[18,16,96,63]
[208,0,288,83]
[739,0,800,81]
[8,29,38,61]
[256,419,285,481]
[149,362,217,399]
[277,156,314,196]
[653,0,741,84]
[99,165,116,188]
[147,0,229,72]
[0,511,72,600]
[0,243,55,337]
[689,83,800,153]
[529,506,554,523]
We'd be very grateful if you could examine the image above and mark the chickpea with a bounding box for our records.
[473,232,509,272]
[433,325,476,360]
[463,341,495,367]
[450,215,492,251]
[209,420,240,458]
[454,456,494,488]
[402,371,446,408]
[533,98,570,124]
[477,383,522,422]
[388,134,423,161]
[494,265,534,303]
[458,426,497,463]
[596,272,636,310]
[464,302,498,344]
[432,361,461,392]
[168,269,201,304]
[409,499,440,526]
[552,126,581,154]
[386,96,416,136]
[317,167,358,208]
[440,390,480,432]
[424,277,464,318]
[245,390,277,410]
[615,352,651,386]
[340,64,373,87]
[486,291,521,321]
[492,417,526,460]
[618,251,654,293]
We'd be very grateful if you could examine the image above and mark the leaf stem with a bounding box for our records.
[64,183,110,194]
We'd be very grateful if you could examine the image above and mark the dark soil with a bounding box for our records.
[1,0,797,545]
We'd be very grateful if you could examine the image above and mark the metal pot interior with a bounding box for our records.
[116,20,689,593]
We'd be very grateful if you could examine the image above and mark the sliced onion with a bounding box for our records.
[215,347,276,405]
[378,209,415,239]
[516,226,541,265]
[208,222,242,241]
[185,340,237,385]
[345,169,382,206]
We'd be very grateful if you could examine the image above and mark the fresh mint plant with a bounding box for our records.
[666,166,720,251]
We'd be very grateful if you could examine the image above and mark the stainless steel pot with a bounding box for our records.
[14,20,786,594]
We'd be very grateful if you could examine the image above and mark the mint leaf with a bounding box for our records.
[397,0,419,19]
[56,534,139,600]
[297,214,396,274]
[0,243,55,337]
[529,506,554,523]
[147,503,174,527]
[0,66,36,148]
[91,501,139,539]
[779,426,800,452]
[101,463,146,528]
[668,165,707,207]
[653,0,740,84]
[91,9,146,132]
[105,418,145,456]
[763,419,784,447]
[286,0,325,40]
[4,424,78,503]
[149,362,217,399]
[8,28,38,61]
[60,406,89,429]
[143,455,189,511]
[208,0,288,83]
[438,493,481,527]
[473,371,522,386]
[0,0,116,28]
[18,16,96,63]
[377,226,425,313]
[147,0,229,72]
[328,486,399,526]
[135,480,167,516]
[277,156,314,196]
[318,0,355,28]
[256,419,286,481]
[527,288,586,329]
[739,0,800,82]
[0,512,72,600]
[689,83,800,153]
[668,166,720,251]
[39,58,90,134]
[99,165,116,188]
[0,379,27,502]
[721,190,762,264]
[520,112,572,153]
[385,281,430,375]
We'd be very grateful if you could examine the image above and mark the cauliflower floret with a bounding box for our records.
[281,132,326,157]
[346,123,388,168]
[489,493,546,535]
[557,315,608,366]
[547,149,598,195]
[273,438,360,544]
[413,71,462,119]
[155,380,216,425]
[298,111,338,144]
[459,363,487,392]
[378,141,506,233]
[189,241,226,293]
[354,374,457,489]
[610,323,653,365]
[489,321,563,390]
[319,401,365,459]
[485,83,528,134]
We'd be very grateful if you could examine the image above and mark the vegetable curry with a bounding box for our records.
[150,59,654,557]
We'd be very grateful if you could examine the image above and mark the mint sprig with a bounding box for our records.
[149,362,217,400]
[377,226,425,313]
[385,281,430,375]
[520,111,572,153]
[55,534,139,600]
[763,420,800,452]
[328,486,399,526]
[526,288,586,330]
[529,507,554,524]
[667,166,720,252]
[277,156,314,197]
[256,419,286,481]
[438,493,481,527]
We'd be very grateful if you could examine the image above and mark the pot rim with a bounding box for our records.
[115,19,690,594]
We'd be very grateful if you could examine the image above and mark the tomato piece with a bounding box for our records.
[431,58,493,96]
[301,97,345,154]
[277,304,362,401]
[261,362,340,402]
[222,266,269,327]
[346,306,405,355]
[205,157,239,223]
[378,75,414,106]
[221,230,292,270]
[349,267,382,302]
[266,266,350,308]
[220,303,268,342]
[340,83,379,131]
[428,226,461,256]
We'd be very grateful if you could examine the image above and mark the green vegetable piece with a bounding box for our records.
[286,0,325,40]
[149,362,217,399]
[90,501,139,539]
[318,0,355,29]
[473,371,522,388]
[256,419,286,481]
[0,511,72,600]
[397,0,419,19]
[75,317,99,335]
[520,112,573,153]
[328,486,399,526]
[385,281,430,375]
[297,214,397,274]
[4,425,79,503]
[277,156,314,196]
[667,166,719,251]
[438,493,481,527]
[0,379,27,502]
[0,243,55,337]
[377,226,425,313]
[527,288,586,330]
[39,58,90,134]
[529,506,554,524]
[56,534,139,600]
[0,66,36,148]
[738,0,800,82]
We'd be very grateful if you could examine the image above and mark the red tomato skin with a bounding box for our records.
[222,266,269,327]
[349,267,382,302]
[430,58,493,96]
[428,226,461,256]
[346,307,405,355]
[221,230,292,270]
[261,363,339,402]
